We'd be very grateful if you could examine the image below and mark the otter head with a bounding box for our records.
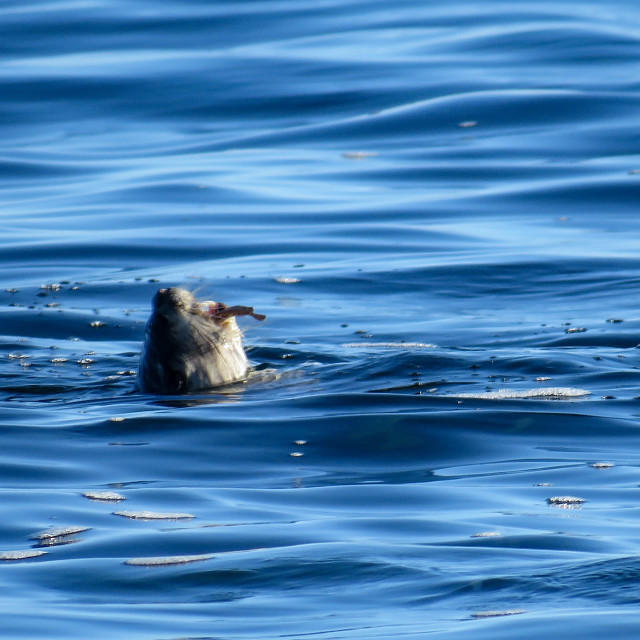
[152,287,198,320]
[139,287,264,394]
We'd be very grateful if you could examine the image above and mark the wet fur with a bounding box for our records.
[138,288,250,394]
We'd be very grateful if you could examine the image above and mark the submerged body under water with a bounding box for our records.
[2,1,640,639]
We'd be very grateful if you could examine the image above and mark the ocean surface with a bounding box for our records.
[2,1,640,638]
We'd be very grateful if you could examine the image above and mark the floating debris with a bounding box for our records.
[30,525,90,541]
[108,417,126,423]
[89,321,106,328]
[274,276,300,284]
[50,357,68,364]
[607,318,624,323]
[82,491,126,502]
[471,531,501,538]
[290,452,304,458]
[472,609,526,619]
[547,496,586,508]
[342,342,436,349]
[591,462,615,470]
[0,549,47,562]
[125,553,213,567]
[535,377,551,382]
[565,327,587,334]
[30,525,91,546]
[113,510,195,520]
[77,358,95,366]
[451,388,590,400]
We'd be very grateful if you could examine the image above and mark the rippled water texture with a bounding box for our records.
[2,1,640,638]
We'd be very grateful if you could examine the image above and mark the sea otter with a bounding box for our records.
[137,287,265,394]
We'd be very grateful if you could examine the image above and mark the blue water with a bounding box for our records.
[2,1,640,637]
